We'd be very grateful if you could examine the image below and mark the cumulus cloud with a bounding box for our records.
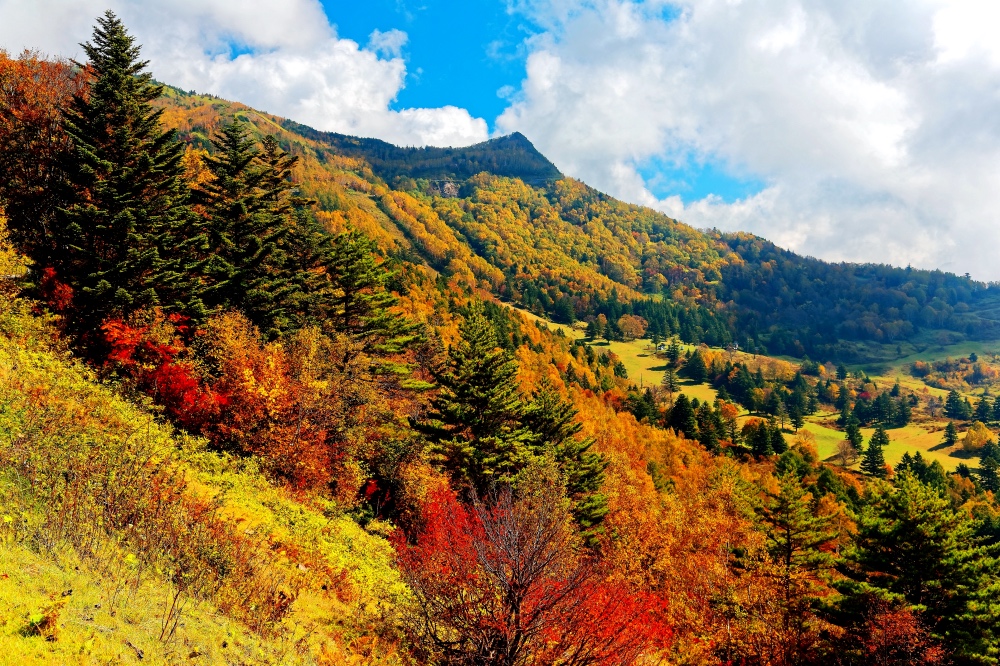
[499,0,1000,278]
[0,0,488,147]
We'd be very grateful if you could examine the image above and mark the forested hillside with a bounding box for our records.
[3,12,1000,666]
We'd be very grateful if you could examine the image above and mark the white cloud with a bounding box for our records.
[499,0,1000,279]
[0,0,488,147]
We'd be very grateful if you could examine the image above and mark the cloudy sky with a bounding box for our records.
[2,1,1000,279]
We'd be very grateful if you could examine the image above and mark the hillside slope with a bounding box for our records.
[156,87,1000,363]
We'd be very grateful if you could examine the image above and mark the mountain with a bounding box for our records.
[280,119,562,186]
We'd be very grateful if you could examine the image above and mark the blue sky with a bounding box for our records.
[325,0,535,123]
[323,0,757,204]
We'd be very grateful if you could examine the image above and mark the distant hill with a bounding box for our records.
[280,121,562,185]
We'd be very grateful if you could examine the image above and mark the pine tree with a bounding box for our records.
[976,396,994,424]
[943,421,958,448]
[417,307,536,493]
[522,381,609,538]
[667,393,698,440]
[759,472,836,660]
[790,406,805,432]
[55,11,201,338]
[324,229,419,366]
[191,121,294,334]
[861,426,889,478]
[945,390,971,420]
[844,415,865,455]
[835,474,1000,661]
[684,349,707,382]
[661,366,680,406]
[666,337,681,364]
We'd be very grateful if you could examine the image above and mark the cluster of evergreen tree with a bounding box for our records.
[0,12,414,361]
[845,387,913,428]
[415,307,608,541]
[942,389,1000,424]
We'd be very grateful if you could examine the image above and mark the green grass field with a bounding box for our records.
[513,305,989,472]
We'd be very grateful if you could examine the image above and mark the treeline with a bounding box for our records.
[716,233,1000,357]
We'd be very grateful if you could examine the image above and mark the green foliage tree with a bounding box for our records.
[666,337,681,365]
[835,474,1000,662]
[417,307,536,493]
[943,421,959,448]
[976,396,994,424]
[945,390,973,421]
[55,11,201,337]
[759,473,837,659]
[861,426,889,478]
[667,393,698,440]
[192,122,296,334]
[683,348,707,383]
[523,381,609,539]
[661,366,680,406]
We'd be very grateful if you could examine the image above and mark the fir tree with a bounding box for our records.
[667,393,699,440]
[861,426,889,478]
[191,121,294,334]
[522,381,609,539]
[683,348,707,382]
[845,415,864,452]
[835,474,1000,661]
[417,307,536,493]
[945,390,972,420]
[790,406,805,432]
[661,366,680,406]
[976,396,994,424]
[943,421,958,448]
[55,12,201,338]
[666,337,681,364]
[759,472,836,658]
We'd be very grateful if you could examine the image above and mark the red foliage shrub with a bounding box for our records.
[395,485,672,665]
[102,313,224,430]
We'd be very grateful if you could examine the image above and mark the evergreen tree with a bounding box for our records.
[992,397,1000,425]
[893,395,912,427]
[835,474,1000,662]
[667,393,699,440]
[661,366,680,406]
[683,348,707,382]
[976,396,994,424]
[945,390,972,420]
[417,307,536,493]
[845,415,864,452]
[789,406,805,432]
[837,363,848,380]
[978,456,1000,494]
[522,381,609,538]
[55,12,201,338]
[759,472,836,659]
[861,426,889,478]
[943,421,958,448]
[666,337,681,364]
[191,122,297,334]
[770,422,788,454]
[325,229,420,366]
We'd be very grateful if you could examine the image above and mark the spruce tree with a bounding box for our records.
[835,474,1000,661]
[759,472,836,657]
[522,381,609,539]
[861,426,889,478]
[417,307,536,493]
[191,121,294,334]
[661,366,680,406]
[943,421,958,448]
[684,349,707,382]
[976,396,994,424]
[667,394,699,440]
[55,12,200,337]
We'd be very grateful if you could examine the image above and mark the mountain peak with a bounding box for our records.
[280,121,562,185]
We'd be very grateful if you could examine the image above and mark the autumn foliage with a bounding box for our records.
[395,484,672,665]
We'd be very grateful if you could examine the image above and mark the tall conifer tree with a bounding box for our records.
[56,12,200,337]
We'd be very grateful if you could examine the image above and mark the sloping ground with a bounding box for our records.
[0,299,407,665]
